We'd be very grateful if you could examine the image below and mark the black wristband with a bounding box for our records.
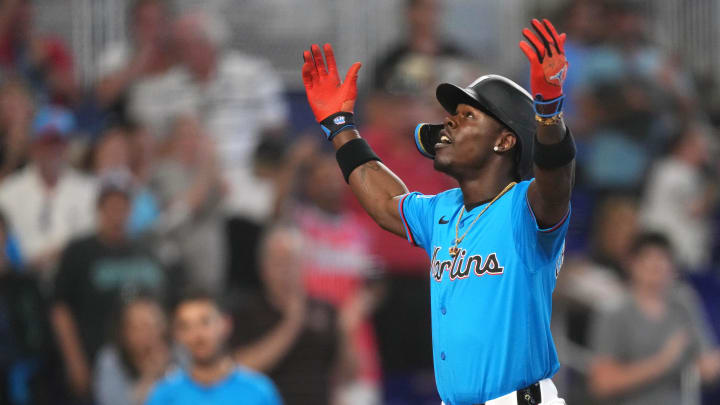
[320,112,356,140]
[533,127,576,169]
[336,138,381,183]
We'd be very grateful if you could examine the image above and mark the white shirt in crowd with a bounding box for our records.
[640,157,710,271]
[0,165,97,263]
[110,48,288,220]
[120,49,288,167]
[184,51,288,169]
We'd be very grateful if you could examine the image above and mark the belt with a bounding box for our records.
[474,381,541,405]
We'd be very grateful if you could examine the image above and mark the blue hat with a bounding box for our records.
[32,106,75,140]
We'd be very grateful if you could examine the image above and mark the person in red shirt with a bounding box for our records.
[0,0,77,106]
[293,150,382,404]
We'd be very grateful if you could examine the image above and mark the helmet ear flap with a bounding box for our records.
[414,123,443,159]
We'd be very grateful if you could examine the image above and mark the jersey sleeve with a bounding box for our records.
[511,180,571,271]
[398,192,436,250]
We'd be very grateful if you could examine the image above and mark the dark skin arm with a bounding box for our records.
[302,44,409,238]
[526,115,574,228]
[332,119,574,236]
[331,130,409,238]
[521,18,574,229]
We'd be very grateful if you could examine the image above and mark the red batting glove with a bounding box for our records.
[301,43,362,122]
[519,19,568,101]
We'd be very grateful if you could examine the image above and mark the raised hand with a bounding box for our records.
[519,19,568,102]
[301,44,361,140]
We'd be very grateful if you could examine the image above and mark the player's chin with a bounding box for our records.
[433,154,452,173]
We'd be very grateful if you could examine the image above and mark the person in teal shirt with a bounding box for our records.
[145,291,282,405]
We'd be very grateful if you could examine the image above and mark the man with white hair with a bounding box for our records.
[169,11,289,220]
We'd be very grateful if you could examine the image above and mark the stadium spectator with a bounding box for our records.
[51,178,165,400]
[587,196,639,280]
[125,125,161,239]
[168,10,288,224]
[581,79,664,192]
[150,115,226,293]
[588,232,720,405]
[640,124,717,272]
[0,0,77,106]
[556,0,608,127]
[0,210,67,405]
[0,78,32,181]
[92,126,159,238]
[95,0,174,122]
[0,106,96,274]
[94,296,174,405]
[604,0,698,117]
[146,290,282,405]
[232,225,354,405]
[93,128,131,175]
[547,196,635,399]
[126,124,155,188]
[572,1,701,193]
[289,150,381,404]
[372,0,468,95]
[225,135,309,289]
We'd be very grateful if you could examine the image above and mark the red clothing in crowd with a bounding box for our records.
[0,36,73,71]
[350,126,454,274]
[294,205,381,383]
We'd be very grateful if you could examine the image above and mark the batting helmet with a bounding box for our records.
[414,74,535,180]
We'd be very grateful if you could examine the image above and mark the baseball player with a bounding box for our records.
[301,18,573,405]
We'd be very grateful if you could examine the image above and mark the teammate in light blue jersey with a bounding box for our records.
[301,17,574,405]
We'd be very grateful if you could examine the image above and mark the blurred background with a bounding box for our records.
[0,0,719,404]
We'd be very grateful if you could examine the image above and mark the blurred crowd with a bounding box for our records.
[0,0,719,404]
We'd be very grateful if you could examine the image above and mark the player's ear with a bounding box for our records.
[494,129,517,153]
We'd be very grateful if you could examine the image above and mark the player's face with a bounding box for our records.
[433,104,510,176]
[174,300,231,366]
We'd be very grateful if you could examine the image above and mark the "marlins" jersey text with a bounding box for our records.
[430,246,504,282]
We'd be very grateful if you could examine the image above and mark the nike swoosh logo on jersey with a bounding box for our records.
[438,216,449,224]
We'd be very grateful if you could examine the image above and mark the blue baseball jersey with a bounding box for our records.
[145,367,283,405]
[398,180,569,405]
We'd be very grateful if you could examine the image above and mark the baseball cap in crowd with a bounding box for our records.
[31,105,75,142]
[97,168,134,207]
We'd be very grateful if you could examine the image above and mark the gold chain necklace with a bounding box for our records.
[449,182,517,257]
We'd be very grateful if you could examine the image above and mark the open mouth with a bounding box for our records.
[435,129,453,148]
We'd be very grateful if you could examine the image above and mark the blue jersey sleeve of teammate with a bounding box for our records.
[398,191,440,250]
[511,180,570,272]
